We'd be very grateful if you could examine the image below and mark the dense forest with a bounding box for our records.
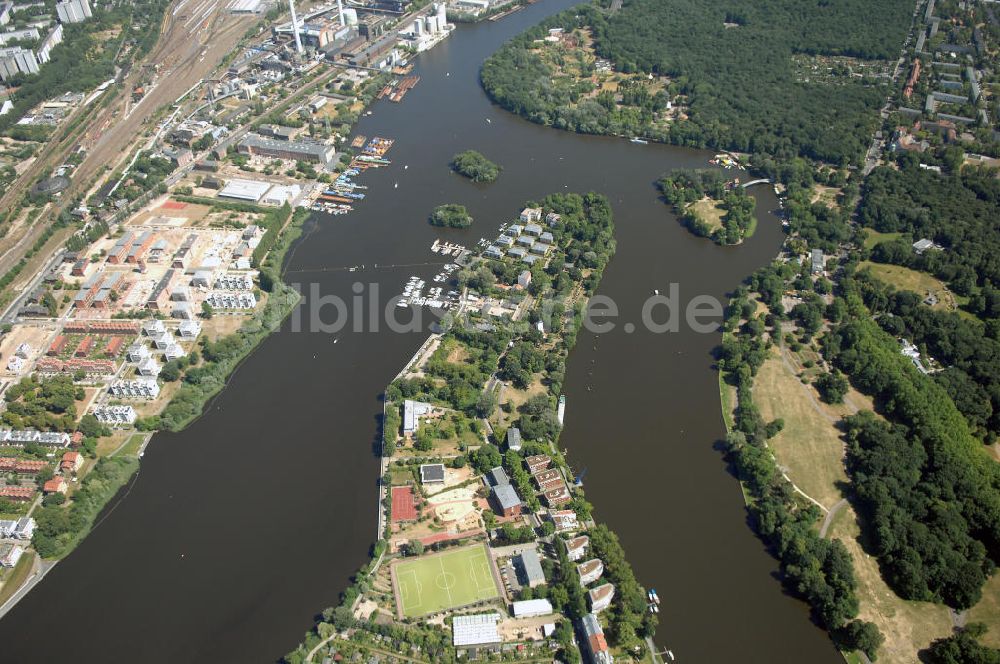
[824,296,1000,609]
[861,155,1000,296]
[851,270,1000,442]
[450,150,501,183]
[481,0,912,164]
[429,203,473,228]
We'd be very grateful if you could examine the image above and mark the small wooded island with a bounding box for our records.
[429,203,474,228]
[658,169,756,245]
[451,150,501,183]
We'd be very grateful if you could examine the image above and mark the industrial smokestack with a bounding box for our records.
[337,0,344,26]
[288,0,303,54]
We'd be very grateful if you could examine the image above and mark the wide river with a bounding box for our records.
[0,2,844,662]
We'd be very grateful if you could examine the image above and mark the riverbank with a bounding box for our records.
[0,203,310,616]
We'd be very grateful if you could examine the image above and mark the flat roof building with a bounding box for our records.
[219,178,272,202]
[238,134,336,167]
[492,483,522,518]
[420,463,445,484]
[518,549,545,588]
[403,399,432,434]
[512,598,554,618]
[506,427,522,451]
[452,613,502,648]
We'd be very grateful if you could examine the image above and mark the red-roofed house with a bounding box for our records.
[61,451,83,473]
[43,477,68,495]
[0,486,35,501]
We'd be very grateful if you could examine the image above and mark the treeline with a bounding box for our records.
[33,456,138,558]
[927,623,1000,664]
[657,169,756,244]
[588,524,658,652]
[719,273,882,659]
[860,156,1000,296]
[482,0,910,164]
[824,297,1000,609]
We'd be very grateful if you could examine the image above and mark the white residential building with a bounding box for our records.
[0,430,70,448]
[137,357,161,377]
[178,320,202,339]
[403,399,432,435]
[92,405,137,427]
[127,343,151,363]
[109,378,160,400]
[56,0,92,23]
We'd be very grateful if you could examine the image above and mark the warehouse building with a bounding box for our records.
[237,134,336,167]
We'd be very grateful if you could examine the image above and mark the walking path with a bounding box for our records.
[819,499,847,538]
[0,557,56,620]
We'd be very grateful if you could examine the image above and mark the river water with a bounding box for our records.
[0,2,843,663]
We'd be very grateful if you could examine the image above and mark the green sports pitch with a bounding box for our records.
[393,544,500,617]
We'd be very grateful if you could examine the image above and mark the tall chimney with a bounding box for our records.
[288,0,303,53]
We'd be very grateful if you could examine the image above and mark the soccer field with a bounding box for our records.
[393,544,500,617]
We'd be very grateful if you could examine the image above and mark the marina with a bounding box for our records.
[310,137,396,214]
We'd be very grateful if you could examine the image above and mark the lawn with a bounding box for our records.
[392,544,499,618]
[862,229,903,250]
[688,197,725,233]
[827,508,953,663]
[752,346,956,663]
[859,262,956,310]
[753,349,847,510]
[967,574,1000,648]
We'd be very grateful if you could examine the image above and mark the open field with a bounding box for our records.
[753,344,960,662]
[811,184,842,208]
[858,262,972,316]
[862,229,903,250]
[753,349,847,510]
[689,197,725,232]
[967,575,1000,648]
[827,509,954,663]
[392,544,499,618]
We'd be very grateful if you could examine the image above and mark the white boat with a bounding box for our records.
[630,137,648,144]
[667,651,674,661]
[650,588,660,604]
[653,289,659,295]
